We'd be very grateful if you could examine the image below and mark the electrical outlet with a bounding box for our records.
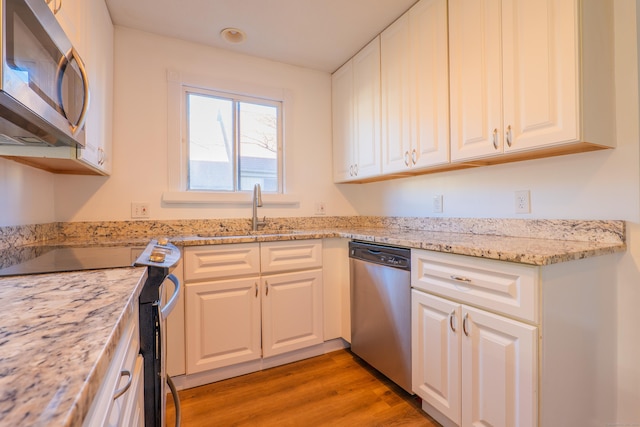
[514,190,531,214]
[315,202,326,216]
[433,195,443,213]
[131,202,150,218]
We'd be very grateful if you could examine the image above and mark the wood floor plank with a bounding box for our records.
[166,349,441,427]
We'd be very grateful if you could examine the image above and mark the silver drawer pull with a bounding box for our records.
[506,125,513,147]
[449,310,456,333]
[450,275,472,283]
[463,313,470,337]
[113,370,132,400]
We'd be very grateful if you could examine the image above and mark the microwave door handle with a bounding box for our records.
[55,47,90,135]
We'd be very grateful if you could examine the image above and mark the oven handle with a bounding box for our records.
[160,274,180,319]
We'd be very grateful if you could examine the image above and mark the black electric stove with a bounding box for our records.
[134,239,182,427]
[0,244,146,277]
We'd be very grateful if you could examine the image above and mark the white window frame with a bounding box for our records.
[184,86,284,193]
[163,70,298,205]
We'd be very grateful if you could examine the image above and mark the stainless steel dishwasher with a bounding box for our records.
[349,241,412,393]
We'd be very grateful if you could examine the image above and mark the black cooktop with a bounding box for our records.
[0,244,146,277]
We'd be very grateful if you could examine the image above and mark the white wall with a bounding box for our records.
[53,27,357,221]
[0,158,56,227]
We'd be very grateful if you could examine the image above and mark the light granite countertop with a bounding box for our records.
[0,220,627,426]
[0,267,146,427]
[173,226,626,266]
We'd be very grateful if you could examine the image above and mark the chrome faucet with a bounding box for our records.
[252,183,266,231]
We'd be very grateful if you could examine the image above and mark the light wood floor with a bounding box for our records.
[166,349,441,426]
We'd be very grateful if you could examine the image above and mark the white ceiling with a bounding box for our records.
[104,0,417,73]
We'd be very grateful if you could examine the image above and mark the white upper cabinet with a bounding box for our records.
[80,0,114,174]
[381,0,449,174]
[448,0,502,161]
[50,0,84,51]
[331,60,354,182]
[380,14,411,173]
[332,37,381,183]
[449,0,615,162]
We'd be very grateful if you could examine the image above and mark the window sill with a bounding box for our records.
[162,191,300,206]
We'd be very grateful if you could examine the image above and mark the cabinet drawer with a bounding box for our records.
[411,250,539,323]
[185,243,260,281]
[260,240,322,274]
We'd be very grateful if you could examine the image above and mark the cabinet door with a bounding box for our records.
[185,277,261,374]
[79,0,113,174]
[412,290,461,425]
[353,37,381,179]
[261,270,323,358]
[51,0,84,50]
[449,0,503,161]
[502,0,578,152]
[381,13,412,173]
[410,0,450,169]
[462,305,537,427]
[331,60,355,182]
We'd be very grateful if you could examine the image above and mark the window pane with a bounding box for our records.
[238,102,279,192]
[187,93,234,191]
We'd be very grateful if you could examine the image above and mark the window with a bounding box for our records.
[184,86,283,193]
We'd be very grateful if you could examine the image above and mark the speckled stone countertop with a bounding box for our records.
[0,217,627,426]
[172,226,626,266]
[0,267,146,427]
[1,219,627,268]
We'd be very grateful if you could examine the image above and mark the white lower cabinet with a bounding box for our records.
[83,301,143,427]
[121,355,145,427]
[412,249,617,427]
[184,240,323,376]
[261,269,323,357]
[461,305,537,427]
[412,290,461,424]
[412,291,537,427]
[186,276,262,373]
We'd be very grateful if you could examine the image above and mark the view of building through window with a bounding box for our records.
[186,89,281,192]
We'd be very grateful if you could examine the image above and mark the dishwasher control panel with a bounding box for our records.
[349,241,411,270]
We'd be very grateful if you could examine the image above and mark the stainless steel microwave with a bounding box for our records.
[0,0,89,148]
